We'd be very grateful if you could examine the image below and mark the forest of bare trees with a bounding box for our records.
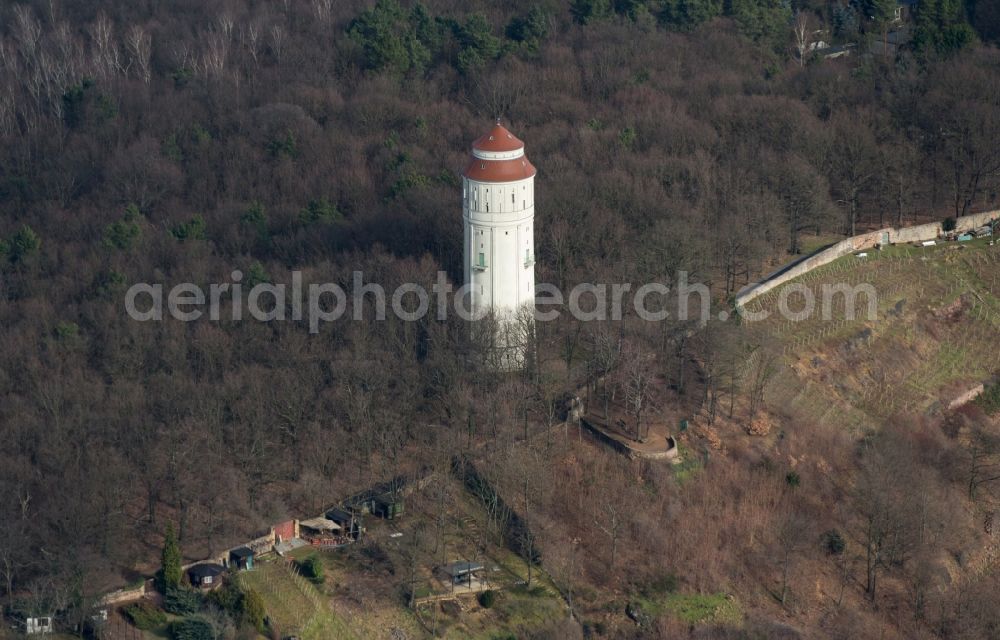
[1,0,999,638]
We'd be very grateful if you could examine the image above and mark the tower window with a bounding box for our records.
[478,253,485,267]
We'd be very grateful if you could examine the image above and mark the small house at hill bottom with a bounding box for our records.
[326,508,363,539]
[228,546,255,571]
[299,516,347,546]
[188,563,226,588]
[373,493,404,519]
[439,561,486,591]
[25,616,54,635]
[343,477,408,520]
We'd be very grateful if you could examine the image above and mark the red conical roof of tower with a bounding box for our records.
[463,122,536,183]
[472,123,524,153]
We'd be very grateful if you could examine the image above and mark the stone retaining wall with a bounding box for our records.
[736,210,999,307]
[98,581,149,606]
[949,384,986,410]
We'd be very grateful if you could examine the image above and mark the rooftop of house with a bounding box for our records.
[326,507,357,522]
[188,563,225,579]
[441,561,485,577]
[299,516,341,531]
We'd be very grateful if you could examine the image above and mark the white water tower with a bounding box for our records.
[462,122,536,368]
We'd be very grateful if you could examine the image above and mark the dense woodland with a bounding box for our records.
[1,0,1000,638]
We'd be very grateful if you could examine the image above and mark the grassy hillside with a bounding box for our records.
[745,238,1000,430]
[238,560,356,640]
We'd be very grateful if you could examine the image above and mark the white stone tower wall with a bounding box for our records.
[462,176,535,320]
[461,123,537,369]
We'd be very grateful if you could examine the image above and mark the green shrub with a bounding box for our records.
[94,269,126,297]
[266,129,298,158]
[478,589,496,608]
[977,381,1000,415]
[54,321,79,340]
[506,6,549,49]
[527,584,549,597]
[7,225,40,263]
[205,582,263,631]
[298,198,341,225]
[244,261,270,287]
[241,585,266,632]
[943,216,957,232]
[123,601,167,630]
[159,523,182,592]
[170,215,207,241]
[104,218,142,250]
[298,554,325,583]
[823,529,846,555]
[240,201,269,242]
[163,586,202,615]
[169,616,214,640]
[785,471,801,487]
[205,582,242,618]
[645,572,679,596]
[619,126,637,149]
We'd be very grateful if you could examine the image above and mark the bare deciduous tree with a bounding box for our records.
[203,31,229,77]
[747,346,777,417]
[775,510,810,606]
[269,24,285,65]
[217,13,234,42]
[793,12,811,68]
[466,61,529,122]
[313,0,333,23]
[244,22,261,68]
[125,25,151,84]
[620,346,655,441]
[88,14,120,79]
[13,6,42,60]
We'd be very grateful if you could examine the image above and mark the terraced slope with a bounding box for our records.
[238,560,356,640]
[743,239,1000,429]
